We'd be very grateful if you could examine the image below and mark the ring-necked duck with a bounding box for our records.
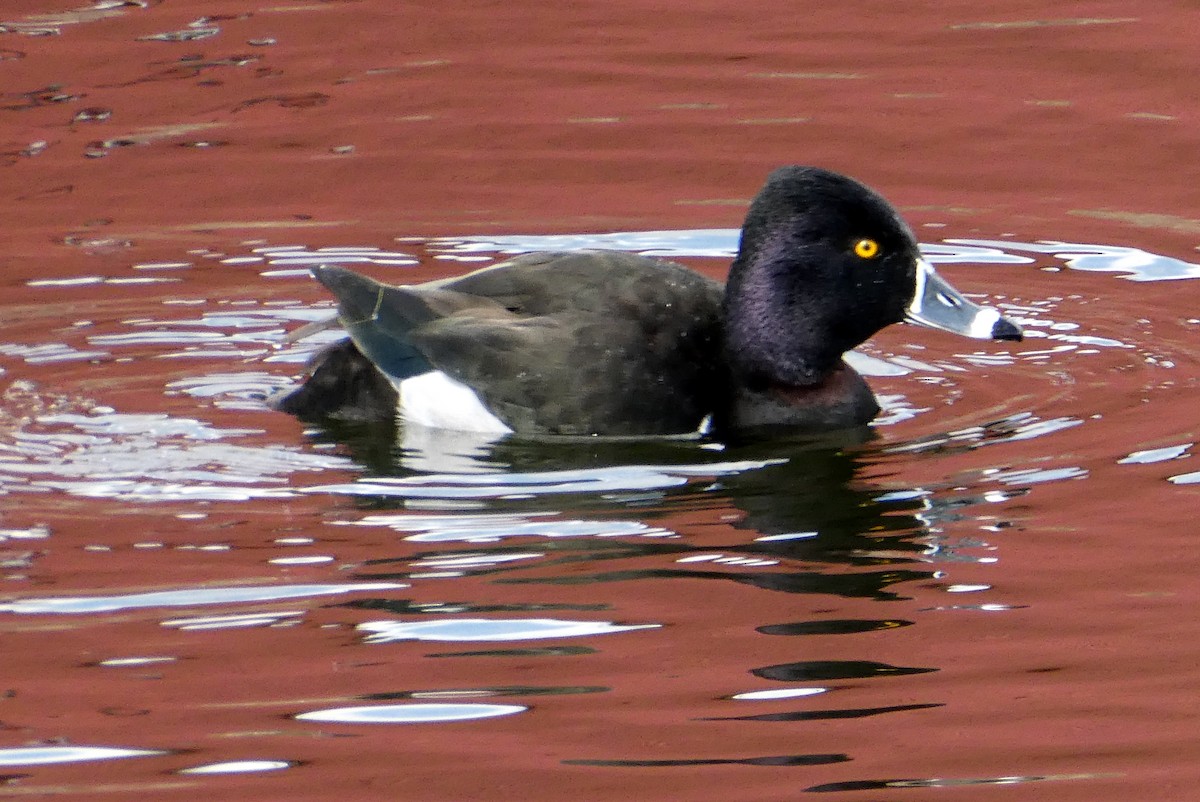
[271,166,1022,436]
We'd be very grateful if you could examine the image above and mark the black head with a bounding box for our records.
[723,166,1020,388]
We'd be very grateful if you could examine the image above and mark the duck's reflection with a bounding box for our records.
[305,419,955,603]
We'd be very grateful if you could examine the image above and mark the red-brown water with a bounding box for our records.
[1,1,1198,799]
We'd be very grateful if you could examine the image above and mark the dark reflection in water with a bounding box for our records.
[566,754,851,768]
[752,661,937,682]
[312,419,945,608]
[806,772,1116,792]
[757,619,913,635]
[492,566,933,602]
[704,702,943,722]
[303,418,407,474]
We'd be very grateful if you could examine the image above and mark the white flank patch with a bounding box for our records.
[398,371,514,434]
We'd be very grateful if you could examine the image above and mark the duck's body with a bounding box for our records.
[272,167,1022,437]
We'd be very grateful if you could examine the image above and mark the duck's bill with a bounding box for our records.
[905,259,1023,341]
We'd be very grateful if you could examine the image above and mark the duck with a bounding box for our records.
[271,166,1022,437]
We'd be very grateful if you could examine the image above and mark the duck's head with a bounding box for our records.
[724,166,1022,387]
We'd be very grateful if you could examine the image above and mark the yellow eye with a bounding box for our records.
[853,238,881,259]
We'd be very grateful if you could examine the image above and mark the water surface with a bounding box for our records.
[1,2,1198,800]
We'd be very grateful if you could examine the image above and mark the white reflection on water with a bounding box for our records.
[0,407,354,502]
[358,618,660,642]
[0,342,111,364]
[34,412,257,439]
[409,552,543,568]
[1119,444,1192,464]
[250,244,419,278]
[181,759,293,774]
[168,371,297,411]
[731,688,827,700]
[0,582,406,614]
[99,656,178,667]
[0,524,50,541]
[162,610,306,631]
[948,239,1200,281]
[307,459,783,500]
[0,746,166,766]
[885,413,1084,454]
[297,703,526,724]
[989,466,1088,485]
[333,513,672,543]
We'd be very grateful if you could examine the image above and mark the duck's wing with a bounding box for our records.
[309,254,727,435]
[418,253,728,434]
[437,250,714,315]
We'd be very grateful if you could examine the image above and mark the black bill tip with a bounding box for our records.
[991,317,1023,342]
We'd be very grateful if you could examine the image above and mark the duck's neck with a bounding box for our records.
[722,244,843,390]
[718,362,881,433]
